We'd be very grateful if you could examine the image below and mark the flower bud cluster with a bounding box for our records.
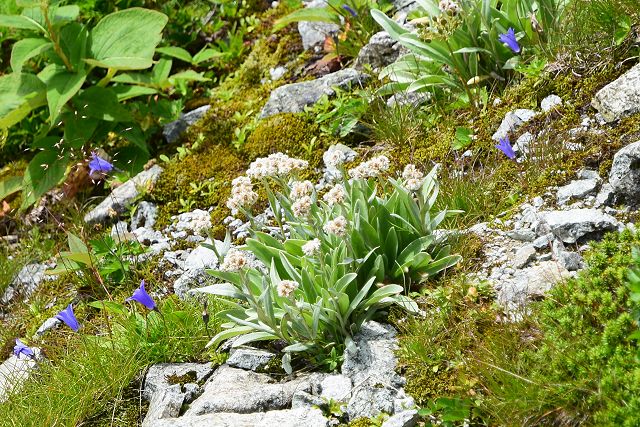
[402,164,425,191]
[247,153,308,179]
[227,176,258,214]
[349,155,390,179]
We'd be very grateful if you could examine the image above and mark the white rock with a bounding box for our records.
[540,209,619,243]
[592,63,640,122]
[556,179,599,205]
[320,374,352,401]
[541,94,562,112]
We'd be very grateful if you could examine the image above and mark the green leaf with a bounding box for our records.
[67,231,88,253]
[11,38,52,73]
[0,14,44,31]
[87,8,168,70]
[111,85,158,101]
[156,46,192,63]
[151,58,172,84]
[0,176,24,201]
[74,87,131,122]
[20,150,68,209]
[192,48,220,64]
[452,126,473,150]
[0,72,47,129]
[274,7,340,30]
[46,69,87,126]
[168,70,210,83]
[87,300,127,314]
[59,23,89,72]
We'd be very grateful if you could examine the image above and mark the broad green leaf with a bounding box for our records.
[67,232,88,253]
[87,8,168,70]
[46,69,86,125]
[0,72,47,129]
[274,7,340,30]
[195,283,244,299]
[59,23,89,72]
[74,87,131,122]
[169,70,210,83]
[231,331,278,347]
[87,300,127,314]
[62,252,94,266]
[20,150,68,209]
[192,48,220,64]
[11,38,52,73]
[111,85,158,101]
[0,14,44,31]
[156,46,192,63]
[207,326,254,349]
[0,176,23,201]
[151,58,172,84]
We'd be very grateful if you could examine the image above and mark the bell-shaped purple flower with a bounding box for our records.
[126,280,157,311]
[13,339,35,359]
[342,4,357,17]
[88,152,114,177]
[498,27,520,53]
[496,136,516,159]
[55,304,80,332]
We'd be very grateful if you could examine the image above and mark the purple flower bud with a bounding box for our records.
[13,339,35,359]
[88,152,114,177]
[496,136,516,159]
[126,280,157,311]
[55,304,80,332]
[342,4,357,17]
[498,27,521,53]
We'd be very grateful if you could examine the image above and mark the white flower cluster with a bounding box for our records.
[302,238,321,256]
[292,195,313,217]
[402,164,425,191]
[246,153,308,179]
[277,280,299,297]
[220,248,253,272]
[349,155,390,179]
[323,184,346,206]
[324,149,347,169]
[323,215,348,237]
[226,176,258,214]
[290,180,314,200]
[438,0,460,14]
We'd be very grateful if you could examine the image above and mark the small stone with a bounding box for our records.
[355,31,400,72]
[557,251,584,271]
[541,94,562,112]
[513,245,536,269]
[142,384,185,425]
[382,409,419,427]
[540,209,619,244]
[557,179,599,205]
[163,105,211,144]
[0,349,42,403]
[577,169,600,180]
[34,317,62,337]
[298,0,339,50]
[595,184,615,207]
[492,109,537,142]
[507,229,536,242]
[146,407,329,427]
[269,66,287,81]
[592,63,640,122]
[183,241,220,271]
[532,196,544,208]
[143,363,214,401]
[514,132,534,156]
[111,221,130,241]
[609,140,640,203]
[292,391,326,410]
[226,348,276,372]
[132,201,158,230]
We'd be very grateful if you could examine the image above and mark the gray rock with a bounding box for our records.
[185,365,311,415]
[143,363,215,401]
[0,349,41,403]
[260,69,369,118]
[609,140,640,202]
[577,169,600,180]
[292,391,326,410]
[298,0,339,50]
[540,209,619,243]
[514,132,534,156]
[320,374,352,401]
[492,109,537,141]
[347,386,396,420]
[386,91,430,108]
[382,409,419,427]
[163,105,211,143]
[497,261,571,310]
[145,407,329,427]
[592,63,640,122]
[174,268,215,300]
[513,245,536,269]
[34,317,62,337]
[183,241,220,271]
[507,229,536,242]
[132,201,158,230]
[143,384,186,426]
[355,31,400,72]
[595,183,615,207]
[111,221,130,241]
[556,179,599,205]
[226,348,276,372]
[269,66,287,81]
[2,263,52,304]
[557,250,584,271]
[84,165,164,225]
[541,94,562,112]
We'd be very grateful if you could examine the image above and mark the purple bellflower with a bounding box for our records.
[342,4,357,17]
[88,152,114,177]
[498,27,520,53]
[13,339,35,359]
[496,136,516,159]
[126,280,157,311]
[55,304,80,332]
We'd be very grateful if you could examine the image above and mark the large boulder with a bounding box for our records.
[146,407,329,427]
[540,209,619,244]
[260,69,369,118]
[355,31,401,71]
[609,140,640,202]
[592,63,640,122]
[84,165,164,225]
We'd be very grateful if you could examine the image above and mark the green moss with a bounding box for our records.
[347,418,377,427]
[152,144,247,236]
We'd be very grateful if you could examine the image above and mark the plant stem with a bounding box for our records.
[97,68,117,87]
[42,4,74,72]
